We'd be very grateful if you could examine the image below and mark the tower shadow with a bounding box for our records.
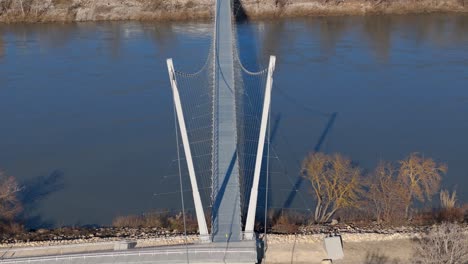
[233,0,248,22]
[211,152,238,241]
[273,112,338,223]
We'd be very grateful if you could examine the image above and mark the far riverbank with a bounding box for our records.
[0,0,467,23]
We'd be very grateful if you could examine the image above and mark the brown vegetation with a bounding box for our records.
[0,170,23,234]
[301,153,363,223]
[367,162,407,223]
[0,0,467,23]
[399,153,446,219]
[0,0,213,23]
[300,151,459,225]
[269,210,307,234]
[112,212,199,233]
[412,222,468,264]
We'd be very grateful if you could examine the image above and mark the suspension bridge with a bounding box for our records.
[167,0,275,243]
[1,0,275,263]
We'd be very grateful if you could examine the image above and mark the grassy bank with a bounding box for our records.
[0,0,467,23]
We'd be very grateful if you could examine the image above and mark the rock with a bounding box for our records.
[331,219,339,226]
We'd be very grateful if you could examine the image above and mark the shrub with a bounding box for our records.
[437,208,465,223]
[0,171,22,233]
[112,211,199,233]
[270,210,305,234]
[112,212,166,228]
[413,222,468,264]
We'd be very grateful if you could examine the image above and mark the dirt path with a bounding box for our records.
[264,234,413,264]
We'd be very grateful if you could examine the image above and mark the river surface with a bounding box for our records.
[1,14,467,227]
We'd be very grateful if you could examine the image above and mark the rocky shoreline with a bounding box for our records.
[0,223,435,248]
[0,0,467,23]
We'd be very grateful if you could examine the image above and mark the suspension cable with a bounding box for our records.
[174,105,190,263]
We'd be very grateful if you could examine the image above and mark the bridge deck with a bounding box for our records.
[212,0,243,242]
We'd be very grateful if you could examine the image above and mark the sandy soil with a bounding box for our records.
[264,235,413,263]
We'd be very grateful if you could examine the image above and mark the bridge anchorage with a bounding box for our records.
[167,0,276,249]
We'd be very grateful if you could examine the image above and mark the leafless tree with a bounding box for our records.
[367,162,407,223]
[413,222,468,264]
[302,152,363,223]
[0,170,22,221]
[398,153,446,219]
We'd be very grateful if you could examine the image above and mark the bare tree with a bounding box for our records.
[398,153,446,219]
[302,152,363,223]
[413,222,468,264]
[367,162,407,223]
[0,170,22,221]
[19,0,24,16]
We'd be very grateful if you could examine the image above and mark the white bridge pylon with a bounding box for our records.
[167,59,210,242]
[244,56,276,239]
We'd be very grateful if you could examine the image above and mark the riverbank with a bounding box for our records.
[1,224,466,262]
[0,223,430,246]
[0,0,467,23]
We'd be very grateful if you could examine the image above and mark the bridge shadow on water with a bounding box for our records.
[233,0,248,22]
[229,0,339,226]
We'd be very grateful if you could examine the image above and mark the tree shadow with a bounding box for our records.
[18,170,65,229]
[364,250,401,264]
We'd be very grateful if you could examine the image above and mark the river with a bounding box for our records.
[0,14,467,227]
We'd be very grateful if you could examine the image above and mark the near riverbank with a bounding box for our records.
[0,232,416,262]
[0,0,467,23]
[1,224,466,262]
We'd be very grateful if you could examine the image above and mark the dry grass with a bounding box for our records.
[269,210,307,234]
[440,189,457,209]
[112,213,166,229]
[0,0,467,23]
[112,212,199,233]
